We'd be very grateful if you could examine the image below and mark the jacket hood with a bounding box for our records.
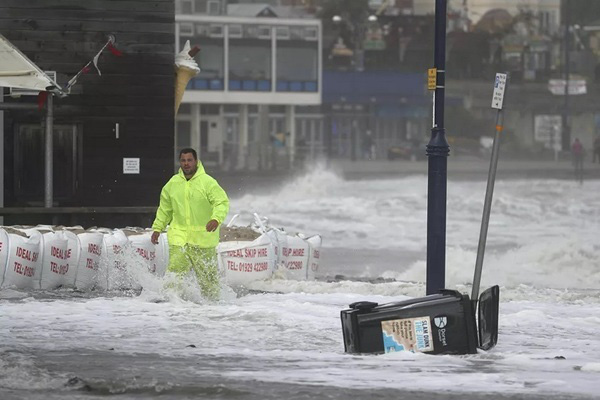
[178,160,205,178]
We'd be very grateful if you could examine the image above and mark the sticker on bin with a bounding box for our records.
[381,316,434,353]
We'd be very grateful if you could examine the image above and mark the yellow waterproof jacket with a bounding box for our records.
[151,161,229,248]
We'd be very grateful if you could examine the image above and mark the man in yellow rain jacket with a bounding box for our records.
[151,148,229,300]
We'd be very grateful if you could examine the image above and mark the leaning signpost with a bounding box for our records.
[472,72,508,305]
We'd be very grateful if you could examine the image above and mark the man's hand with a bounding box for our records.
[206,219,219,232]
[151,231,160,245]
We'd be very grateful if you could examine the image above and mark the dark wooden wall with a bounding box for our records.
[1,0,174,226]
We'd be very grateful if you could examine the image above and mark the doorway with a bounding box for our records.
[13,124,81,205]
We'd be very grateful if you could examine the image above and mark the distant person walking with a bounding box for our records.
[593,135,600,163]
[571,138,584,183]
[362,130,375,160]
[151,148,229,300]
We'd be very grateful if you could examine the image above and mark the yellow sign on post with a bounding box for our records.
[427,68,437,90]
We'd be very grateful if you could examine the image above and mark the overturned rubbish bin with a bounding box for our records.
[340,286,499,355]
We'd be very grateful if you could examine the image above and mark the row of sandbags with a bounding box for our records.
[0,216,321,290]
[0,226,168,290]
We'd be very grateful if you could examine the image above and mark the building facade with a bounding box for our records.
[1,0,175,226]
[175,0,435,166]
[175,3,322,171]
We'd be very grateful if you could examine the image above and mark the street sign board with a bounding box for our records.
[548,79,587,95]
[534,115,562,150]
[491,73,507,109]
[427,68,436,90]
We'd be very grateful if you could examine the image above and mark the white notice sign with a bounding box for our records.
[123,158,140,174]
[491,73,507,109]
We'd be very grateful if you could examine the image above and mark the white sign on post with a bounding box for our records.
[491,73,507,109]
[123,158,140,174]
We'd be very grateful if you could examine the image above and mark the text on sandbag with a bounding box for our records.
[282,247,304,257]
[225,247,268,258]
[50,261,69,275]
[15,247,39,262]
[286,261,304,270]
[226,260,269,272]
[13,261,34,277]
[51,246,72,260]
[85,257,99,270]
[88,243,102,256]
[135,248,156,261]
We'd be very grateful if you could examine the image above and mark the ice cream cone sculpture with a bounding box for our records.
[174,40,200,115]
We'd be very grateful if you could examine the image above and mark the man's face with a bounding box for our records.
[179,152,197,176]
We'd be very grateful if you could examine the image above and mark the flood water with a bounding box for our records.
[1,167,599,399]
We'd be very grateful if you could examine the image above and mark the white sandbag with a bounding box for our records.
[88,228,112,290]
[303,234,322,281]
[266,227,287,271]
[154,232,169,277]
[63,231,81,286]
[0,228,10,287]
[73,230,104,290]
[19,227,53,289]
[102,229,139,290]
[38,230,80,289]
[218,213,277,285]
[1,229,42,289]
[280,234,311,280]
[217,233,276,286]
[124,229,166,276]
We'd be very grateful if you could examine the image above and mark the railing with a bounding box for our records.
[0,207,156,214]
[0,207,158,227]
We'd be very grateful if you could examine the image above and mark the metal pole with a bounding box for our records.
[472,109,503,302]
[350,120,357,161]
[0,90,4,225]
[326,114,333,168]
[44,94,53,208]
[562,0,571,151]
[426,0,449,295]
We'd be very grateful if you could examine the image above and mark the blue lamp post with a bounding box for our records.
[426,0,450,295]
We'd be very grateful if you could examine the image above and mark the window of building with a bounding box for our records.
[244,25,260,39]
[248,116,257,142]
[305,27,318,41]
[193,0,206,13]
[181,0,193,14]
[258,25,272,39]
[289,26,304,40]
[269,117,285,137]
[179,23,194,37]
[180,36,224,90]
[296,105,321,114]
[207,0,220,15]
[229,24,243,38]
[196,24,210,37]
[209,24,224,38]
[229,37,272,91]
[225,117,238,142]
[276,40,318,91]
[275,26,290,40]
[200,104,220,115]
[269,105,285,113]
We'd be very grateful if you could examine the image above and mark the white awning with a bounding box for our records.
[0,33,64,95]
